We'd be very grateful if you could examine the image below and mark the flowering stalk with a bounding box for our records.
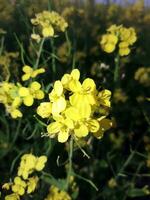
[66,136,73,190]
[34,38,45,69]
[114,53,120,88]
[50,38,56,77]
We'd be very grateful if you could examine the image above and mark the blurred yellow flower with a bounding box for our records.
[134,67,150,86]
[18,154,47,179]
[5,193,20,200]
[45,185,71,200]
[100,24,137,56]
[12,177,26,196]
[22,65,45,81]
[31,11,68,38]
[26,176,39,194]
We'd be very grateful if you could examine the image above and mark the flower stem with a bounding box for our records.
[66,136,73,190]
[34,38,45,69]
[50,38,56,78]
[114,53,120,88]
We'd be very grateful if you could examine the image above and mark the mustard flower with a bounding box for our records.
[11,177,26,196]
[0,82,23,118]
[18,154,47,179]
[45,185,71,200]
[134,67,150,86]
[49,81,66,116]
[101,34,118,53]
[26,176,39,194]
[18,81,44,107]
[37,69,112,143]
[47,115,74,143]
[3,153,47,200]
[31,11,68,38]
[22,65,45,81]
[37,102,52,118]
[5,193,20,200]
[100,24,137,56]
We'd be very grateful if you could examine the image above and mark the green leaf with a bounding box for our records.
[128,188,148,197]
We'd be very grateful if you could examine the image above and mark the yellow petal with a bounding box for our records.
[54,80,63,96]
[71,69,80,80]
[37,102,52,118]
[22,65,33,73]
[22,74,31,81]
[58,131,69,143]
[65,107,81,121]
[35,90,44,99]
[30,81,41,90]
[35,156,47,171]
[42,26,54,37]
[74,124,88,138]
[19,87,30,97]
[52,97,66,115]
[69,80,82,92]
[88,119,100,133]
[47,122,61,135]
[23,95,34,106]
[82,78,96,92]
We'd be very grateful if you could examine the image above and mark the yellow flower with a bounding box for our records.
[12,97,22,108]
[31,33,41,42]
[22,65,45,81]
[23,95,34,106]
[38,69,112,143]
[61,68,80,91]
[31,11,68,38]
[94,118,112,139]
[98,89,111,107]
[108,178,117,188]
[27,176,39,194]
[49,81,66,116]
[101,34,118,53]
[47,115,74,143]
[37,102,52,118]
[12,177,26,196]
[2,183,12,190]
[5,193,20,200]
[100,24,137,56]
[134,67,150,86]
[30,81,44,100]
[35,155,47,171]
[18,82,44,107]
[10,108,23,119]
[69,78,96,118]
[45,185,71,200]
[18,87,30,97]
[18,154,47,179]
[42,26,54,37]
[18,154,36,179]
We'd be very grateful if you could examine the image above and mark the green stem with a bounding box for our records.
[34,38,45,69]
[66,136,73,190]
[114,53,120,88]
[50,38,56,77]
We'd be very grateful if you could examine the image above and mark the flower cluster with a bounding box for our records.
[0,80,44,118]
[31,10,68,39]
[134,67,150,87]
[45,185,71,200]
[37,69,112,143]
[0,51,18,80]
[3,153,47,200]
[100,24,137,56]
[113,88,128,103]
[22,65,45,81]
